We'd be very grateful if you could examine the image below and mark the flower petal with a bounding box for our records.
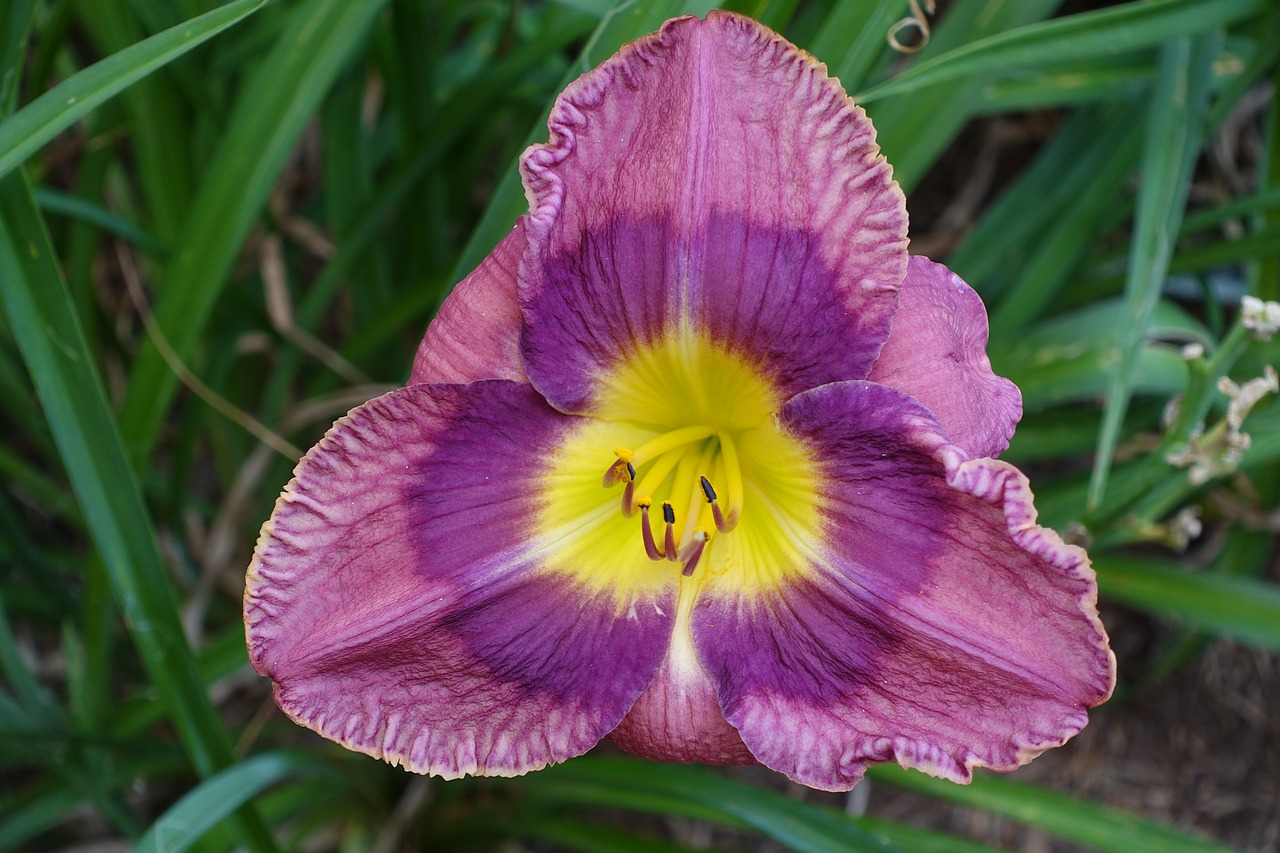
[245,380,672,778]
[868,256,1021,458]
[607,590,755,765]
[409,222,526,386]
[519,11,907,413]
[692,381,1114,791]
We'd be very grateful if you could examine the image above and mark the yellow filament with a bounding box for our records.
[675,442,716,549]
[717,430,744,527]
[632,425,716,466]
[631,445,687,514]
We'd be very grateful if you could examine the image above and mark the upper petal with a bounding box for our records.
[518,11,907,413]
[868,256,1021,458]
[409,222,527,386]
[692,381,1114,791]
[245,380,671,778]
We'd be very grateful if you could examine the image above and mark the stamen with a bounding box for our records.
[699,475,716,502]
[638,500,664,561]
[620,473,636,517]
[602,448,635,488]
[700,475,730,533]
[679,530,709,577]
[662,502,678,563]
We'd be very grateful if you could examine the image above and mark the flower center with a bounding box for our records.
[535,330,822,605]
[601,426,743,576]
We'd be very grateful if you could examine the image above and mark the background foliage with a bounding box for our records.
[1,0,1277,850]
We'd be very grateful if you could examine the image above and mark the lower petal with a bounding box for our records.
[608,581,755,765]
[693,381,1114,791]
[868,256,1021,458]
[245,381,672,778]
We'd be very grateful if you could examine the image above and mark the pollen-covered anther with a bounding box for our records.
[679,530,710,577]
[602,448,635,488]
[699,475,735,533]
[620,462,637,516]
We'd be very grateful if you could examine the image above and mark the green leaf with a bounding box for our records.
[131,753,339,853]
[1095,555,1280,650]
[987,113,1144,333]
[0,172,274,852]
[1089,32,1220,507]
[0,0,267,182]
[118,0,394,466]
[521,758,905,853]
[990,299,1208,411]
[855,0,1266,104]
[869,765,1233,853]
[475,813,722,853]
[977,61,1154,112]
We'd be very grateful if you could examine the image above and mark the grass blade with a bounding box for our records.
[522,758,904,853]
[131,752,338,853]
[855,0,1265,104]
[1,0,36,117]
[0,0,267,181]
[1095,555,1280,650]
[869,765,1233,853]
[34,187,168,255]
[117,0,393,466]
[0,172,275,852]
[861,0,1059,193]
[808,0,903,92]
[1088,32,1220,507]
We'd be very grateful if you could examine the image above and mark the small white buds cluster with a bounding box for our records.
[1167,365,1278,485]
[1241,295,1280,341]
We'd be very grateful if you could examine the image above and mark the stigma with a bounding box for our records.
[602,428,745,576]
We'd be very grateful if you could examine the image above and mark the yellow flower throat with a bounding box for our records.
[537,329,822,605]
[601,424,743,575]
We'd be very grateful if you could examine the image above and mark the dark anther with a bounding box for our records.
[699,476,716,502]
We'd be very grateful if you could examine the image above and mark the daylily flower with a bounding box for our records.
[245,12,1115,791]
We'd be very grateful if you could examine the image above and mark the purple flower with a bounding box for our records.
[244,12,1115,791]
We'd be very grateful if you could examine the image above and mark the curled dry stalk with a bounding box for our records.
[119,238,395,642]
[888,0,937,53]
[116,241,302,461]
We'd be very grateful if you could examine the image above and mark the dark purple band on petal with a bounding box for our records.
[519,12,907,412]
[693,381,1113,790]
[410,222,526,386]
[246,381,672,778]
[868,256,1021,458]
